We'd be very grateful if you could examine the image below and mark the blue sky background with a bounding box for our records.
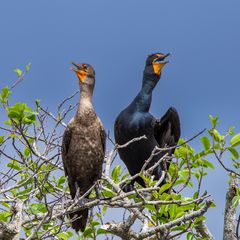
[1,0,240,238]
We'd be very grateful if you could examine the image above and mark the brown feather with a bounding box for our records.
[62,64,106,232]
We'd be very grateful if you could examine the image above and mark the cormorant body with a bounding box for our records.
[62,63,106,231]
[114,53,180,190]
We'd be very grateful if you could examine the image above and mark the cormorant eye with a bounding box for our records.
[82,64,88,71]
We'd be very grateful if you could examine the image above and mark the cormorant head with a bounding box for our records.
[145,52,170,77]
[70,62,95,87]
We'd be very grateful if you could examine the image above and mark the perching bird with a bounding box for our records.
[114,53,180,191]
[62,63,106,232]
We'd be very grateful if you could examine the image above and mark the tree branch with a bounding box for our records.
[223,175,238,240]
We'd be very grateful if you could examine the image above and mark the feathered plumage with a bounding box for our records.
[114,53,180,191]
[62,63,106,231]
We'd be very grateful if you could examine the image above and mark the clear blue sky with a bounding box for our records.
[1,0,240,238]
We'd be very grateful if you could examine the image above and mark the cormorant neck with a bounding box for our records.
[141,73,158,94]
[130,72,158,112]
[77,84,94,115]
[142,71,159,91]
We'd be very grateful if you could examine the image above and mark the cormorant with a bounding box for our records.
[62,63,106,232]
[114,53,180,191]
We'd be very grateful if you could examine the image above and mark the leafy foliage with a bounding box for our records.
[6,102,38,125]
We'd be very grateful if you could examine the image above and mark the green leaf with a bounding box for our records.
[29,203,47,214]
[194,170,202,181]
[0,136,4,144]
[201,136,211,150]
[91,221,100,227]
[7,102,38,125]
[230,133,240,147]
[4,119,12,126]
[173,179,185,187]
[178,169,189,180]
[57,176,66,187]
[23,113,38,124]
[102,205,108,215]
[194,149,213,160]
[209,129,224,142]
[103,189,116,198]
[26,62,31,72]
[210,202,216,208]
[168,162,178,179]
[84,228,93,237]
[188,180,194,188]
[202,159,215,169]
[24,147,31,157]
[7,160,22,170]
[187,232,194,240]
[227,147,239,159]
[8,110,20,119]
[1,202,11,209]
[232,196,240,208]
[194,216,206,225]
[56,231,73,240]
[97,228,107,234]
[209,115,218,128]
[145,204,156,212]
[14,68,23,77]
[171,193,181,201]
[169,204,177,219]
[1,86,10,99]
[229,126,235,135]
[17,188,32,198]
[111,165,121,182]
[172,224,188,231]
[178,203,194,212]
[0,86,11,104]
[0,211,12,222]
[159,183,171,195]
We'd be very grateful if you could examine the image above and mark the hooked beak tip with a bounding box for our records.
[71,62,79,69]
[164,53,171,58]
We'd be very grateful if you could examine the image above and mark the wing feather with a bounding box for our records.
[154,107,180,153]
[97,117,106,153]
[61,124,72,177]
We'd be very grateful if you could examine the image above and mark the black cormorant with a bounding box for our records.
[114,53,180,191]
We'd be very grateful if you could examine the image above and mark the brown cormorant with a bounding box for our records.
[62,63,106,231]
[114,53,180,191]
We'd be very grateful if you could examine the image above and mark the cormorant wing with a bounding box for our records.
[62,119,73,177]
[97,117,106,154]
[154,107,180,154]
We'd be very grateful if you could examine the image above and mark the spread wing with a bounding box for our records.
[61,125,72,177]
[154,107,180,155]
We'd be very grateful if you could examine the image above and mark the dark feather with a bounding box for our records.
[62,124,73,177]
[154,107,181,170]
[114,54,181,191]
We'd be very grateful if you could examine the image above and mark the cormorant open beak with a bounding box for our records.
[70,62,87,83]
[152,53,170,75]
